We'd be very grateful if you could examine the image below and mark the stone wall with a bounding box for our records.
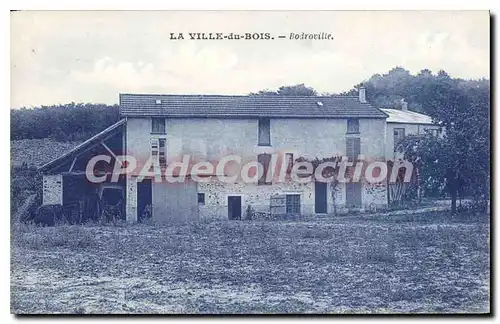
[42,174,63,205]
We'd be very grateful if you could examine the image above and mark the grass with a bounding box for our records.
[10,212,490,314]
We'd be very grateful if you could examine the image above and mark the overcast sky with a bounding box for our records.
[11,10,489,108]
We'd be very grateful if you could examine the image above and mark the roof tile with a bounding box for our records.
[120,94,388,118]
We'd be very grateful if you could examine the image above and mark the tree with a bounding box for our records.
[402,77,490,213]
[251,84,317,96]
[11,103,119,141]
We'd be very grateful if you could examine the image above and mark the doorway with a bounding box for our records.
[228,196,242,220]
[137,179,152,222]
[315,181,327,213]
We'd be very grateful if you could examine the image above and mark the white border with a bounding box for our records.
[4,2,496,322]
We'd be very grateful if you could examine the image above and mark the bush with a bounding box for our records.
[15,194,39,223]
[34,204,64,226]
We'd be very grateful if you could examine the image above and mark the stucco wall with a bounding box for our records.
[42,174,63,205]
[360,118,387,160]
[126,117,387,163]
[125,117,389,220]
[125,176,138,222]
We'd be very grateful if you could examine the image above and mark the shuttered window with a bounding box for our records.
[159,138,167,167]
[258,118,271,146]
[346,138,361,162]
[150,138,159,166]
[258,153,272,185]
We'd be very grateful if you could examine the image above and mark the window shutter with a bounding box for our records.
[151,138,159,165]
[346,138,360,161]
[285,153,293,174]
[354,138,360,159]
[258,153,272,185]
[158,138,166,167]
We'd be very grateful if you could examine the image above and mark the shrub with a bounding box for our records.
[33,204,64,226]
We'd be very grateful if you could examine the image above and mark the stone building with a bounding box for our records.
[40,88,399,224]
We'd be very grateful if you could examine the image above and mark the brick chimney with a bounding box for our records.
[358,86,366,103]
[401,98,408,111]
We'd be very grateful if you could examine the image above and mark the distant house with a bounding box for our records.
[39,88,409,224]
[381,100,441,161]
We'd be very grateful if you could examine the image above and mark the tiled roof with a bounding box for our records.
[120,94,388,118]
[381,108,434,125]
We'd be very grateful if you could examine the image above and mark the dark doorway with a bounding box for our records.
[137,179,152,221]
[315,181,327,213]
[228,196,242,220]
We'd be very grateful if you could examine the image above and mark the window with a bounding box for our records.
[258,153,272,185]
[285,153,294,174]
[258,118,271,146]
[159,138,167,167]
[198,193,205,205]
[150,138,159,165]
[425,128,438,137]
[346,138,361,162]
[394,128,405,152]
[152,118,166,134]
[347,119,360,134]
[286,194,301,214]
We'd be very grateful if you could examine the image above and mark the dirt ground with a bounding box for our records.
[10,212,490,314]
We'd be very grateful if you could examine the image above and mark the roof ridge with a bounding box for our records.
[120,93,358,99]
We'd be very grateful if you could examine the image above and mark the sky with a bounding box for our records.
[10,10,490,108]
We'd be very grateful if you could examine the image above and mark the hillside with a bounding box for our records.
[11,139,81,168]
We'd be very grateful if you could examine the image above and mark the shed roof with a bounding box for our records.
[38,119,126,173]
[380,108,434,125]
[120,94,388,118]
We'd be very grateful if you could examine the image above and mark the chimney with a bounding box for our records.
[401,98,408,111]
[358,86,366,103]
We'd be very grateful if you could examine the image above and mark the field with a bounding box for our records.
[11,212,490,314]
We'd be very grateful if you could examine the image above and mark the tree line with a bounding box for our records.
[10,67,490,213]
[11,103,119,141]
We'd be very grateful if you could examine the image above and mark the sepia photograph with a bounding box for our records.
[9,10,490,314]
